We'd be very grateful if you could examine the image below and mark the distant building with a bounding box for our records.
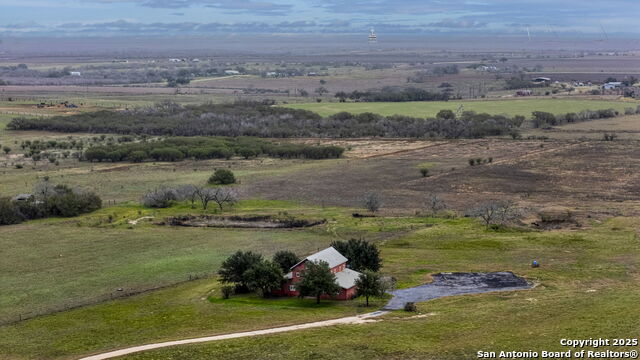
[603,82,622,90]
[70,72,81,76]
[532,77,551,83]
[516,89,533,96]
[273,247,361,300]
[478,65,498,72]
[224,70,240,75]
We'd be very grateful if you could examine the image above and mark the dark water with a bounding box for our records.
[384,271,531,310]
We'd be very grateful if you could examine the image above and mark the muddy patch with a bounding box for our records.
[384,272,531,310]
[161,215,326,229]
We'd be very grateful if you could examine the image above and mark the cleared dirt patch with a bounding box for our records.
[246,139,640,218]
[384,272,531,310]
[161,215,326,229]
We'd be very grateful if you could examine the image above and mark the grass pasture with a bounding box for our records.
[0,215,638,359]
[0,200,425,326]
[284,98,637,118]
[120,217,640,360]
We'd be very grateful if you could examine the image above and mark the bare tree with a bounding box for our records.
[426,193,446,216]
[212,187,238,210]
[470,200,520,227]
[363,192,381,214]
[196,187,238,210]
[176,184,199,208]
[142,186,178,208]
[195,187,216,210]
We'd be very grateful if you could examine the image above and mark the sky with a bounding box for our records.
[0,0,638,37]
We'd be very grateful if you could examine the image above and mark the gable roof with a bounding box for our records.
[291,246,348,270]
[335,268,361,289]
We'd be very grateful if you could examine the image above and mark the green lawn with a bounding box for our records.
[0,279,384,360]
[120,217,640,360]
[284,98,638,118]
[1,215,638,359]
[0,200,424,324]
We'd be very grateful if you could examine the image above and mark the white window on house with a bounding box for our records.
[289,285,296,292]
[295,272,301,278]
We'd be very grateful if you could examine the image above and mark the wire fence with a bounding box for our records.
[0,272,214,327]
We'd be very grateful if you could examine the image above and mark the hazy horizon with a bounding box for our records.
[1,0,638,38]
[1,34,639,58]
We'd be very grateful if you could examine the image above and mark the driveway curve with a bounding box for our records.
[78,311,388,360]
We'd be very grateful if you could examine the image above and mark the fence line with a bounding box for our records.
[0,273,214,327]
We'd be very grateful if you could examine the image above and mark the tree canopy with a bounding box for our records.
[244,260,284,297]
[217,251,263,293]
[331,238,382,272]
[355,271,387,307]
[297,260,341,304]
[272,250,300,272]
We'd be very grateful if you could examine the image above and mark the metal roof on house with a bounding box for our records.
[335,268,361,289]
[292,246,348,269]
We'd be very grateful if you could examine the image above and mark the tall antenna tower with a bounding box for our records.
[368,28,378,43]
[599,22,609,41]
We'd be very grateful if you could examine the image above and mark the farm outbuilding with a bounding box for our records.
[273,247,361,300]
[532,77,551,84]
[603,82,622,90]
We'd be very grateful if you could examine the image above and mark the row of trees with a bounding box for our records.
[8,100,527,139]
[335,87,449,102]
[0,180,102,225]
[19,100,631,139]
[142,184,238,210]
[530,108,632,128]
[82,136,345,163]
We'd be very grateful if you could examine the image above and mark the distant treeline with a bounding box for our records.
[9,101,526,139]
[83,137,344,162]
[531,107,640,128]
[335,87,449,102]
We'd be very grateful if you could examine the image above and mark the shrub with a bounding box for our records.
[404,302,417,312]
[149,148,184,162]
[127,151,147,163]
[538,207,573,223]
[221,285,234,299]
[142,187,178,208]
[44,186,102,217]
[209,169,236,185]
[363,193,381,213]
[238,147,260,159]
[419,168,430,177]
[0,198,24,225]
[532,111,556,128]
